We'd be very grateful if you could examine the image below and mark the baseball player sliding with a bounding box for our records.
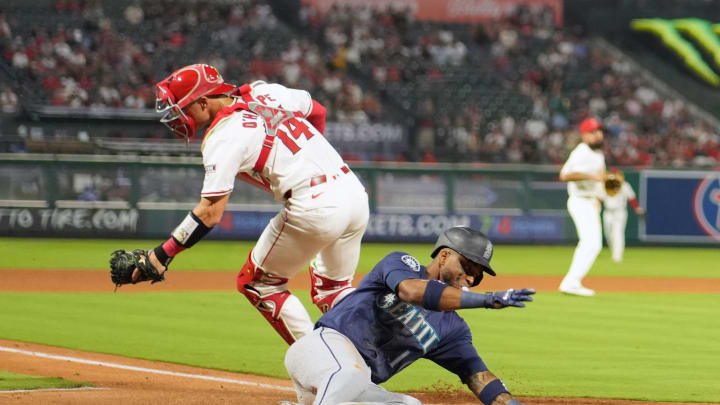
[282,226,535,405]
[602,169,646,263]
[558,118,606,297]
[109,64,369,345]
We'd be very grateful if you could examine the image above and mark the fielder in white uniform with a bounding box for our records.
[144,64,369,345]
[602,170,645,263]
[558,118,606,296]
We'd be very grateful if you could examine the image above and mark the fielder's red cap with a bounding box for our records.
[579,118,603,133]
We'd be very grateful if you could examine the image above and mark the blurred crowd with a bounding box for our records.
[0,1,718,168]
[0,0,383,122]
[303,3,719,168]
[1,1,154,109]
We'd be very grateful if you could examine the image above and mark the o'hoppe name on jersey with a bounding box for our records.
[376,292,439,353]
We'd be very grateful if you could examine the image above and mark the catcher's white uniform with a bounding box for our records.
[202,81,369,343]
[559,142,605,295]
[602,182,637,263]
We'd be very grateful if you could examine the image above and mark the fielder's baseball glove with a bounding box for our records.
[604,174,622,196]
[110,249,165,289]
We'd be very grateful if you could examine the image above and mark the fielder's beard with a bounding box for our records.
[589,141,604,150]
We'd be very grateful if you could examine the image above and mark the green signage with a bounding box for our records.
[631,18,720,86]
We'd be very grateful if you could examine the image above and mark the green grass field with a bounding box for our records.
[0,370,89,391]
[1,238,717,277]
[1,238,719,402]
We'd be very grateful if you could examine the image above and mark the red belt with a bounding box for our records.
[284,165,351,200]
[310,165,350,187]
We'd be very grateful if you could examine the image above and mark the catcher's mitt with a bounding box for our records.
[110,249,165,289]
[604,174,622,196]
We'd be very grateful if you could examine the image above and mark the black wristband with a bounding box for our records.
[153,244,172,267]
[172,211,213,248]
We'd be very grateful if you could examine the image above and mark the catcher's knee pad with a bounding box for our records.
[309,263,354,314]
[237,250,288,292]
[237,250,257,293]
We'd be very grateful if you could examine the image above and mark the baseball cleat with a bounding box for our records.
[276,401,299,405]
[559,285,596,296]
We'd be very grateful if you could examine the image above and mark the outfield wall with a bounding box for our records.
[1,154,718,244]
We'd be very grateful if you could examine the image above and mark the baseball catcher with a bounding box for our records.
[109,249,165,290]
[106,63,369,348]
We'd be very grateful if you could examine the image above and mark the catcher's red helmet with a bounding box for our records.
[155,64,236,140]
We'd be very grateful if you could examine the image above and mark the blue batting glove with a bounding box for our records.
[485,288,536,309]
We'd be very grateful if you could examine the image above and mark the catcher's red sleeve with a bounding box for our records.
[306,100,326,134]
[629,198,640,210]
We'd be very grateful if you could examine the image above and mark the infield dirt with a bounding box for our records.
[1,269,718,293]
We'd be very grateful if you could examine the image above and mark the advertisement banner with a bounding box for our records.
[307,0,563,25]
[365,212,566,242]
[0,206,569,243]
[211,211,278,239]
[641,171,720,243]
[631,18,720,87]
[324,122,406,154]
[0,207,139,237]
[209,211,568,243]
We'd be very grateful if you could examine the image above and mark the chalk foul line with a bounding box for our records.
[0,346,294,393]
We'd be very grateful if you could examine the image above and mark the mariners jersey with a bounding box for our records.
[603,182,636,211]
[561,142,606,198]
[316,252,488,384]
[199,81,345,202]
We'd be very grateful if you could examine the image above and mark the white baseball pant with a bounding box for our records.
[560,196,602,289]
[251,173,369,339]
[285,327,422,405]
[603,208,627,263]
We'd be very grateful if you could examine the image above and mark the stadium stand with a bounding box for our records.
[299,2,719,166]
[0,0,718,168]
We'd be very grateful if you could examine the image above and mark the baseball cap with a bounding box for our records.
[579,118,603,133]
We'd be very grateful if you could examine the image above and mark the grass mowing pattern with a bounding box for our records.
[0,370,89,391]
[0,290,719,402]
[1,238,718,278]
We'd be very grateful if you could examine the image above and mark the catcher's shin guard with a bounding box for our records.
[309,263,354,314]
[241,286,297,345]
[237,251,307,345]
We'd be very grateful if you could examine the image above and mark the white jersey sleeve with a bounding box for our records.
[200,117,259,197]
[621,182,636,200]
[250,81,313,116]
[560,146,586,176]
